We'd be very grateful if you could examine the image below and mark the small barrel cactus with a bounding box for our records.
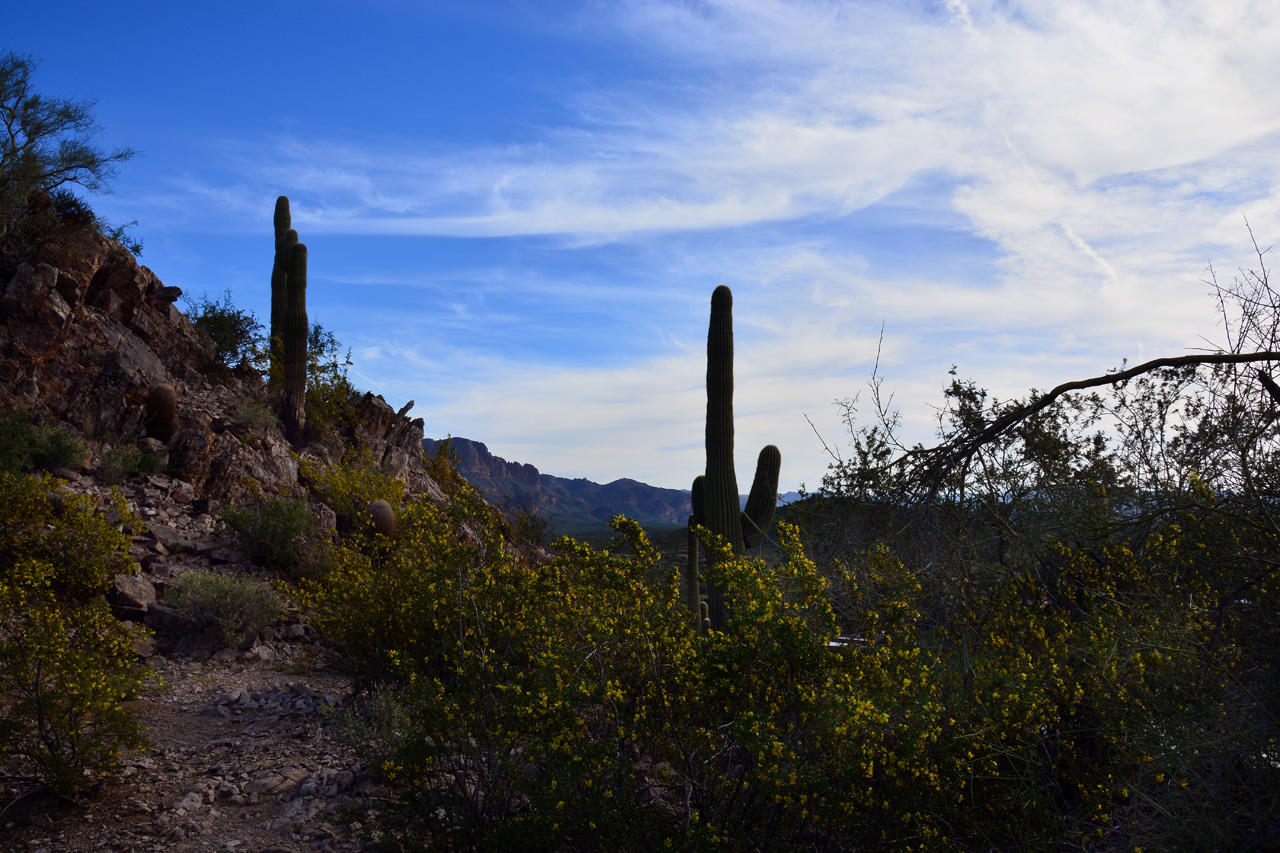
[144,383,177,443]
[370,499,396,538]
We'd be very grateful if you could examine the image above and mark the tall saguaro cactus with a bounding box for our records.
[281,241,308,447]
[269,196,308,447]
[270,196,298,381]
[688,285,782,631]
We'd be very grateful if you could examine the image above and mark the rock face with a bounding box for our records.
[425,437,693,534]
[0,236,440,506]
[1,235,211,439]
[350,391,440,500]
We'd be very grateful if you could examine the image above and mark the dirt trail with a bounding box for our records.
[1,652,382,853]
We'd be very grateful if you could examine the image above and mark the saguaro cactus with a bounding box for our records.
[687,285,781,631]
[281,241,308,447]
[269,196,298,380]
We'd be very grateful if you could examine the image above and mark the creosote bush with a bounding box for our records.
[218,496,325,580]
[0,472,148,799]
[0,408,85,475]
[166,569,282,648]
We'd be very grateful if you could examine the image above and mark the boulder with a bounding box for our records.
[109,573,157,622]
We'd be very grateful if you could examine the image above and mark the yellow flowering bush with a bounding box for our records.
[0,473,149,799]
[313,503,963,849]
[305,424,1279,850]
[300,441,404,535]
[0,471,137,598]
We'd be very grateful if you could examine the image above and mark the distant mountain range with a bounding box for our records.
[423,437,802,536]
[423,438,693,535]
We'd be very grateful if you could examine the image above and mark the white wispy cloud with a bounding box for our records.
[138,0,1280,488]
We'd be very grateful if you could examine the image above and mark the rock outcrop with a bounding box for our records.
[0,236,440,506]
[1,235,210,439]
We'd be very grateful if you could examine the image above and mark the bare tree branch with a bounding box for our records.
[915,349,1280,499]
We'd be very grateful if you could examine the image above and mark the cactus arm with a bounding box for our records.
[741,444,781,549]
[691,474,706,527]
[282,241,308,447]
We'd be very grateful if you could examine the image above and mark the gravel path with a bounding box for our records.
[1,652,384,853]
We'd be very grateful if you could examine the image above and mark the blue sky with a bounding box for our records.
[8,1,1280,491]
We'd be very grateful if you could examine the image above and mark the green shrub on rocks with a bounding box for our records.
[0,408,85,475]
[100,442,165,484]
[219,496,323,579]
[166,569,282,647]
[300,443,404,536]
[183,289,266,372]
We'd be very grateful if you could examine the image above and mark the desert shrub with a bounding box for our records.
[0,472,136,598]
[303,323,364,441]
[0,409,85,475]
[233,392,275,436]
[0,472,148,799]
[219,496,322,579]
[0,569,147,799]
[300,443,404,536]
[298,483,496,684]
[184,289,266,371]
[313,508,678,848]
[100,442,165,484]
[423,437,469,495]
[504,504,551,550]
[312,485,1280,851]
[312,503,959,850]
[784,256,1280,849]
[166,569,282,647]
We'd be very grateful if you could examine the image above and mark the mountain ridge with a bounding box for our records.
[424,437,693,534]
[423,437,805,536]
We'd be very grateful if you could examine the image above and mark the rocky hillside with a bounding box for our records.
[0,236,448,851]
[1,234,441,505]
[425,436,693,534]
